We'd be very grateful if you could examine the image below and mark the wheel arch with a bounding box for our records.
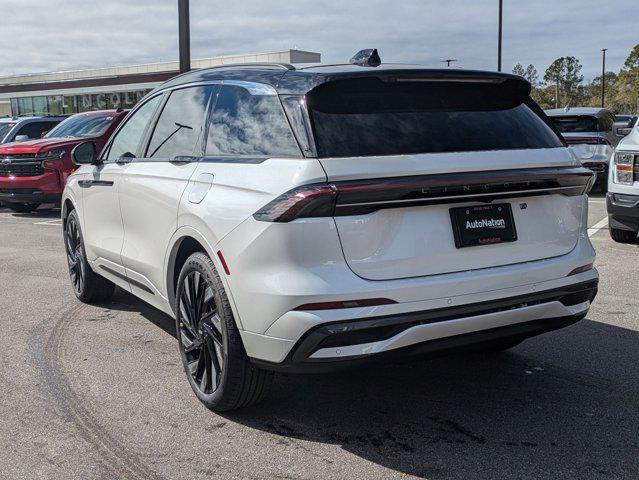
[164,226,242,328]
[61,196,77,229]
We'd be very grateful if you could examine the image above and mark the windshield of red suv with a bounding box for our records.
[45,113,116,139]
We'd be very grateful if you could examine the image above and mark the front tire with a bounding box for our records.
[8,203,40,213]
[175,252,273,411]
[64,210,115,303]
[609,226,638,244]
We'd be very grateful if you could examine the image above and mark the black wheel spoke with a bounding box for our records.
[205,338,219,391]
[179,291,197,336]
[178,270,224,396]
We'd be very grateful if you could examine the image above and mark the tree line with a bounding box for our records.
[512,43,639,114]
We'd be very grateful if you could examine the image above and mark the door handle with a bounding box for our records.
[78,180,114,187]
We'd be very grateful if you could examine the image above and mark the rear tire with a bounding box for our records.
[8,203,40,213]
[609,226,638,244]
[64,210,115,303]
[175,252,273,411]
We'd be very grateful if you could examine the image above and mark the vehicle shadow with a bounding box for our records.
[2,204,60,219]
[111,288,639,479]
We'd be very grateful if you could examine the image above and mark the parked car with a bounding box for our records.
[607,117,639,243]
[0,110,126,212]
[0,115,66,144]
[613,114,638,138]
[62,58,598,411]
[545,107,618,192]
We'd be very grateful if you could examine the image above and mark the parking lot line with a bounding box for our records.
[33,219,62,226]
[588,217,609,237]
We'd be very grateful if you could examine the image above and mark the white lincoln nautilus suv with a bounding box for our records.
[62,53,598,411]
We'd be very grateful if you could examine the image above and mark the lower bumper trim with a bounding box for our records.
[252,279,597,373]
[607,192,639,231]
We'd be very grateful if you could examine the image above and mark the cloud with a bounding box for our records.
[1,0,637,81]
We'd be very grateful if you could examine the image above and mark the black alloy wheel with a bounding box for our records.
[63,209,115,303]
[178,270,225,395]
[175,252,272,411]
[65,213,85,296]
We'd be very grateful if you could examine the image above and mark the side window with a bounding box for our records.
[599,114,613,132]
[206,85,301,157]
[16,121,51,139]
[146,86,213,158]
[106,95,161,161]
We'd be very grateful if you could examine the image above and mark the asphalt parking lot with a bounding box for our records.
[0,195,637,480]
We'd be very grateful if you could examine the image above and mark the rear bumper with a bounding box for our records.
[607,192,639,231]
[0,172,62,204]
[252,279,597,373]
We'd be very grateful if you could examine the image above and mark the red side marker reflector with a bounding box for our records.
[294,298,396,311]
[567,263,593,276]
[217,250,230,275]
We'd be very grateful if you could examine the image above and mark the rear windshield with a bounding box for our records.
[550,116,598,133]
[45,113,116,139]
[307,77,563,158]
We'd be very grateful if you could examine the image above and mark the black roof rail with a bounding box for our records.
[199,62,296,72]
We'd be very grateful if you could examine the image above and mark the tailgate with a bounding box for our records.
[321,149,591,281]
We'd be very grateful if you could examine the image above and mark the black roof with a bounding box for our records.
[154,63,530,96]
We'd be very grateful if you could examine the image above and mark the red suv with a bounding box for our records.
[0,109,127,212]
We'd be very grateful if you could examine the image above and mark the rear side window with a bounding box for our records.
[206,85,300,157]
[307,77,563,158]
[0,123,14,142]
[147,86,214,158]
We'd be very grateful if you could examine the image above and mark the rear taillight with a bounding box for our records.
[254,167,594,223]
[565,137,611,146]
[613,152,636,185]
[253,184,337,222]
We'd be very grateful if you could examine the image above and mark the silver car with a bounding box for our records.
[0,115,66,144]
[545,107,618,193]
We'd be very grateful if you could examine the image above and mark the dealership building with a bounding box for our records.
[0,49,321,117]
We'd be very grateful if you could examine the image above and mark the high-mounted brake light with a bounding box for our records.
[294,298,396,311]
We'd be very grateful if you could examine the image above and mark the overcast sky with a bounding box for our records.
[2,0,637,82]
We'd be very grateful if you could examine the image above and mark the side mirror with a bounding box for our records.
[14,135,29,142]
[71,141,98,165]
[40,130,49,138]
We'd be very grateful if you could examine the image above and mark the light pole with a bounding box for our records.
[178,0,191,73]
[601,48,607,108]
[497,0,503,71]
[441,59,458,67]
